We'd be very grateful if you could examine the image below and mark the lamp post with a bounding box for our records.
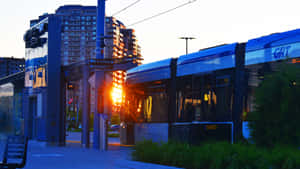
[179,37,195,55]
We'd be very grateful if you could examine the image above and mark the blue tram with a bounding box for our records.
[121,29,300,145]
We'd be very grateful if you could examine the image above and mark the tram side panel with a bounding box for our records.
[172,43,239,144]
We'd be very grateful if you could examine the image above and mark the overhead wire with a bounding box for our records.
[127,0,197,27]
[112,0,141,16]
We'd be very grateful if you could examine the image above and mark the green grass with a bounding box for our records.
[67,128,82,132]
[67,128,119,138]
[108,133,120,137]
[132,141,300,169]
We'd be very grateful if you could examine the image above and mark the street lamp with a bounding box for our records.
[179,37,195,55]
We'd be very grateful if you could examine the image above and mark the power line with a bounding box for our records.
[128,0,197,27]
[112,0,141,16]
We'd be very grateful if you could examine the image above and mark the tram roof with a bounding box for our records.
[246,28,300,52]
[245,28,300,65]
[126,29,300,83]
[176,43,237,77]
[126,58,173,84]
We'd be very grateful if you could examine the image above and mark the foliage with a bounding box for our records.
[67,128,82,132]
[132,141,300,169]
[110,114,120,125]
[248,63,300,147]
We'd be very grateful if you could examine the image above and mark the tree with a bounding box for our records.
[248,63,300,147]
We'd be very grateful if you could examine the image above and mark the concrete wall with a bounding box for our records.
[134,123,168,144]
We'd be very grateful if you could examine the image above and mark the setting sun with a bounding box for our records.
[111,87,123,104]
[111,71,125,106]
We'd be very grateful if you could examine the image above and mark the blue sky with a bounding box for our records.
[1,0,300,63]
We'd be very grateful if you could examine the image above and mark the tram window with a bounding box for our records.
[216,75,230,87]
[177,91,196,122]
[124,84,169,123]
[176,71,234,122]
[147,92,168,122]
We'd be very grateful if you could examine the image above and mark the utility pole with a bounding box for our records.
[93,0,106,150]
[96,0,105,59]
[78,0,138,150]
[179,37,195,55]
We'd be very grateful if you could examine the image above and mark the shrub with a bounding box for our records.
[108,133,120,137]
[248,63,300,147]
[132,140,162,163]
[268,145,300,169]
[132,141,300,169]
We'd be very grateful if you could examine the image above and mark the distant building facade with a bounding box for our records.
[0,57,25,79]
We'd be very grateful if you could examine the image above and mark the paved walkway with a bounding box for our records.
[1,133,181,169]
[22,141,182,169]
[66,131,121,145]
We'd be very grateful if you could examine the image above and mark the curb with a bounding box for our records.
[66,140,135,147]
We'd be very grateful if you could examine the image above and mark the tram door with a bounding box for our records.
[29,97,37,139]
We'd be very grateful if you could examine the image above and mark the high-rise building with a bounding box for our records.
[30,6,96,66]
[104,17,142,113]
[55,5,98,65]
[104,17,142,60]
[122,29,141,58]
[30,5,142,65]
[104,17,126,59]
[0,57,25,79]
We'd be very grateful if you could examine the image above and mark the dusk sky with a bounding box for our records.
[1,0,300,63]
